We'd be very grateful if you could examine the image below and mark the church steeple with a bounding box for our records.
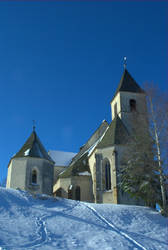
[110,69,147,133]
[113,69,144,100]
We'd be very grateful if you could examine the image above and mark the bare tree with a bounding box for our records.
[145,83,168,215]
[120,83,168,215]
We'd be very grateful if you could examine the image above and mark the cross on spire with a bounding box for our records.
[123,56,127,69]
[32,120,36,132]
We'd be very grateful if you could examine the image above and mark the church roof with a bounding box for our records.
[12,131,54,163]
[59,117,129,178]
[59,152,90,178]
[97,115,129,148]
[59,117,130,178]
[59,120,109,178]
[112,69,145,100]
[70,120,109,165]
[48,150,76,167]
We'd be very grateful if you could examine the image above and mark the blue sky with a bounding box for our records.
[0,1,167,182]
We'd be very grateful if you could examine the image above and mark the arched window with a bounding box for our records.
[75,186,81,201]
[130,99,136,112]
[55,188,62,197]
[105,162,111,190]
[32,170,37,184]
[68,185,73,199]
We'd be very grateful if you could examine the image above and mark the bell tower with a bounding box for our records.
[110,69,147,133]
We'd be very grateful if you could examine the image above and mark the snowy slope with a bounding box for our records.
[0,188,167,250]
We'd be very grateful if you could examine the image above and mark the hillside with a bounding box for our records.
[0,187,167,250]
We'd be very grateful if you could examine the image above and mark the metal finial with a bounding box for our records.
[123,56,127,69]
[32,120,36,132]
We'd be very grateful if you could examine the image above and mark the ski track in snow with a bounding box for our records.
[0,200,80,250]
[83,203,147,250]
[24,201,80,249]
[0,214,50,250]
[22,215,50,249]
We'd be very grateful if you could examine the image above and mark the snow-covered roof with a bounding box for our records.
[48,150,76,167]
[78,171,91,176]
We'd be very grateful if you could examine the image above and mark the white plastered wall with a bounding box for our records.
[111,93,121,120]
[53,176,93,202]
[6,157,54,195]
[53,177,71,198]
[71,176,93,202]
[6,158,27,190]
[88,145,138,204]
[88,146,117,203]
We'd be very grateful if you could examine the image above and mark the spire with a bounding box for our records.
[112,69,145,101]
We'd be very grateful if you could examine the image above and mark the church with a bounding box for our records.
[6,69,147,205]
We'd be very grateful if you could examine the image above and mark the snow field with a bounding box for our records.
[0,187,167,250]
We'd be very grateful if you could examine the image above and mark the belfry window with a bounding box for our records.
[130,99,136,112]
[32,170,37,184]
[105,162,111,190]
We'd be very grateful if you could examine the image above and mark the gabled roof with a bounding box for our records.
[97,115,129,148]
[12,131,54,163]
[59,152,90,178]
[59,120,109,178]
[58,117,130,178]
[112,69,145,101]
[70,120,109,165]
